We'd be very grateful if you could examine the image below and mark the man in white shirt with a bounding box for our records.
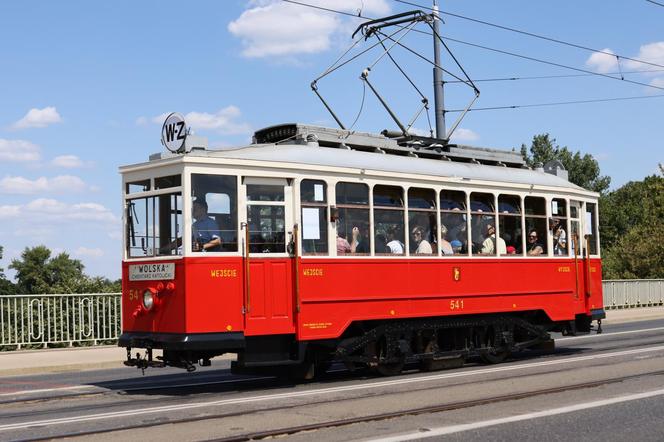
[481,223,506,255]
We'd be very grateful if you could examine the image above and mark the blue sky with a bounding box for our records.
[1,0,663,281]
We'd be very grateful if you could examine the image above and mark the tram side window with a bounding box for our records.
[408,188,436,255]
[191,174,238,252]
[551,198,568,256]
[154,174,181,189]
[301,180,328,255]
[126,193,182,258]
[585,202,599,255]
[471,192,497,255]
[498,195,522,256]
[525,196,547,256]
[126,179,150,194]
[336,182,370,255]
[440,190,467,255]
[373,185,405,255]
[570,201,582,256]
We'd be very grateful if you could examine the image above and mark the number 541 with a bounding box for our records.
[450,299,464,310]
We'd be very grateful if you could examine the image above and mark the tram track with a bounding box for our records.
[19,368,664,442]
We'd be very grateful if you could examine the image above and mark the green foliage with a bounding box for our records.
[521,134,611,194]
[0,246,16,296]
[601,176,664,279]
[9,245,119,294]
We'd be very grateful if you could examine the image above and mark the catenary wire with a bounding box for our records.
[445,69,664,84]
[283,0,664,111]
[646,0,664,7]
[284,0,664,93]
[395,0,664,70]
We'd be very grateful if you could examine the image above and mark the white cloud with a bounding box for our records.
[74,247,104,258]
[585,48,618,74]
[135,116,149,126]
[52,155,84,168]
[141,107,252,135]
[12,106,63,129]
[0,139,41,162]
[0,175,88,194]
[625,41,664,70]
[450,128,480,142]
[21,198,118,223]
[228,0,390,59]
[0,205,21,219]
[650,77,664,88]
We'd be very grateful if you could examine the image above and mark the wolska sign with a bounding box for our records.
[161,112,187,152]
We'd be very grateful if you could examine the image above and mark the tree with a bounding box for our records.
[600,175,664,279]
[521,134,611,194]
[0,246,16,296]
[9,245,120,294]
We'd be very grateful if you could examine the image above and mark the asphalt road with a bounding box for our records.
[1,319,663,442]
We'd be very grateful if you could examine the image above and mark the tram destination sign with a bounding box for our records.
[161,112,187,152]
[129,263,175,281]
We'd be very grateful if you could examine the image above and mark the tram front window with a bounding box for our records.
[126,193,182,258]
[191,174,238,253]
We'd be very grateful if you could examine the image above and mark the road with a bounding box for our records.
[1,319,663,441]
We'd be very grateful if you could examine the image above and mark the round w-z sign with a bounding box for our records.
[161,112,187,152]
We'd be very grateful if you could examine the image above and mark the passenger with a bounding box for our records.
[336,225,351,254]
[551,219,567,255]
[527,230,544,255]
[386,226,404,254]
[375,233,389,254]
[411,226,432,254]
[450,239,463,254]
[351,226,369,253]
[440,224,453,255]
[480,223,507,255]
[506,245,517,255]
[192,200,222,252]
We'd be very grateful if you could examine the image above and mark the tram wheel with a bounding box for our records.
[374,337,405,376]
[479,347,509,364]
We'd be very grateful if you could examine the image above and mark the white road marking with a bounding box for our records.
[558,326,664,342]
[0,386,94,397]
[2,344,664,432]
[369,387,664,441]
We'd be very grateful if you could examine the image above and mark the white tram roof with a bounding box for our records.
[123,123,591,195]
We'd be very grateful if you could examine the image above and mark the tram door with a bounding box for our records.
[242,177,296,336]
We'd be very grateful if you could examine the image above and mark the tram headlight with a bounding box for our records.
[143,289,155,310]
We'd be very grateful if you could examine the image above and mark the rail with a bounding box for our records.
[0,281,662,349]
[0,293,121,350]
[603,280,664,310]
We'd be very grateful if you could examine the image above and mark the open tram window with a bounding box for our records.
[301,179,328,255]
[585,202,599,255]
[440,190,467,255]
[374,185,405,255]
[336,182,370,255]
[570,201,582,256]
[408,188,435,255]
[126,192,182,258]
[551,198,568,256]
[498,194,522,256]
[525,196,547,256]
[154,174,181,190]
[191,174,238,252]
[126,179,150,194]
[470,192,498,256]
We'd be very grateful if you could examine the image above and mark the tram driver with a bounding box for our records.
[192,200,222,252]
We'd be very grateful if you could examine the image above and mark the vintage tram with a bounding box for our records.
[120,122,604,377]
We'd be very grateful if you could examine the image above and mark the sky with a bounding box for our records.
[0,0,663,282]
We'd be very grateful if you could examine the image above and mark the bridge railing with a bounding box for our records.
[0,293,121,350]
[603,280,664,310]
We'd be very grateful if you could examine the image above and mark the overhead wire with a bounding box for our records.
[645,0,664,7]
[445,68,664,84]
[395,0,664,70]
[283,0,664,111]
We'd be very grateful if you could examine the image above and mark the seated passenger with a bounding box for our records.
[336,225,351,254]
[411,226,432,254]
[481,223,506,255]
[351,226,369,253]
[375,233,389,254]
[386,227,404,254]
[450,239,463,254]
[551,219,567,255]
[192,200,222,252]
[527,230,544,255]
[440,224,453,255]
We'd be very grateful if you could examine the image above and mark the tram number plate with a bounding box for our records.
[129,263,175,281]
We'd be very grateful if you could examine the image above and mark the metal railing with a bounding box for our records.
[1,281,663,349]
[0,293,121,350]
[603,280,664,310]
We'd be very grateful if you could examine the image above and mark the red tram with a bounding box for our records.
[120,123,604,377]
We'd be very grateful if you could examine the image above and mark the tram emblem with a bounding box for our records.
[453,267,461,282]
[161,112,187,153]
